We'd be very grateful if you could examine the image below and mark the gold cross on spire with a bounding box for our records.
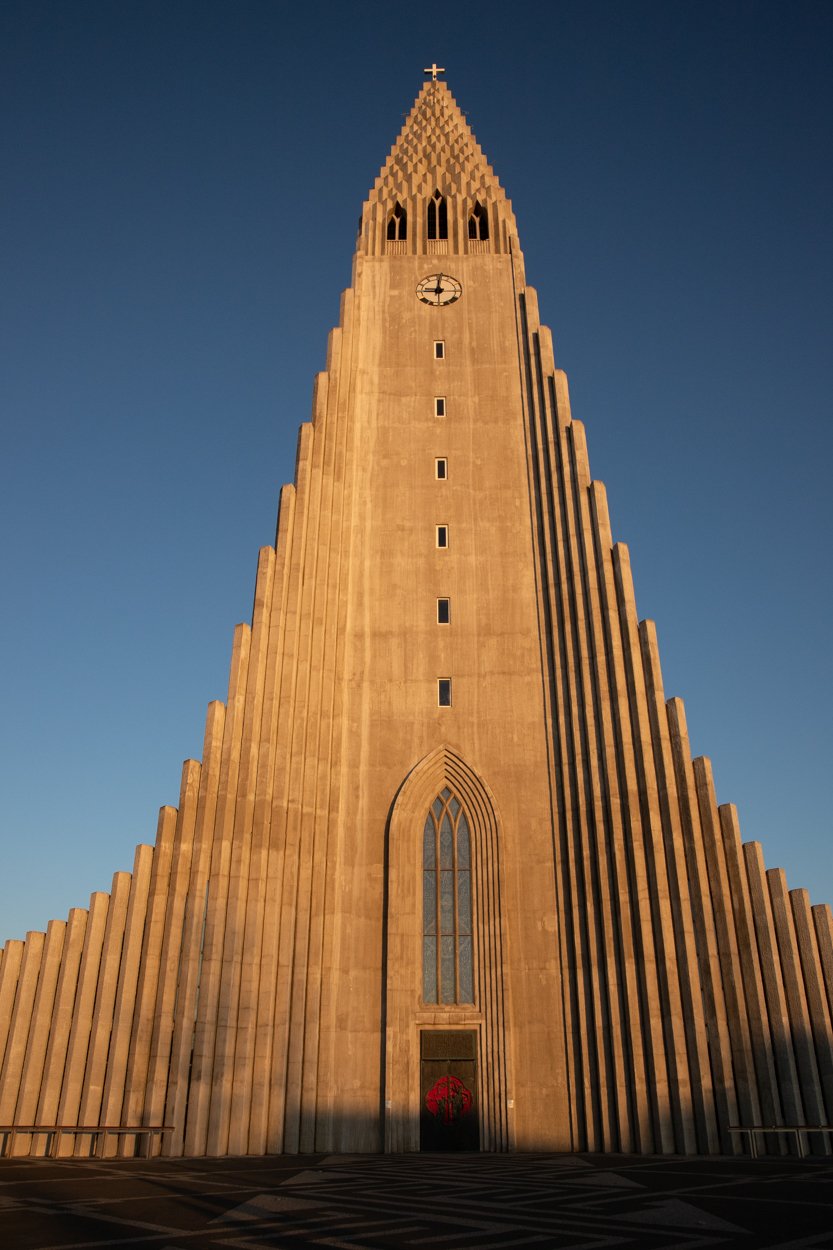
[424,63,446,81]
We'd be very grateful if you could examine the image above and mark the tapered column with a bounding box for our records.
[299,349,354,1154]
[99,844,154,1156]
[0,941,24,1083]
[267,425,316,1153]
[164,702,226,1155]
[641,621,718,1153]
[515,306,588,1148]
[0,930,45,1152]
[666,698,738,1148]
[185,623,252,1155]
[120,805,178,1152]
[549,406,622,1152]
[12,920,66,1151]
[56,893,110,1155]
[767,868,825,1125]
[718,805,782,1127]
[520,294,611,1150]
[613,545,681,1153]
[248,488,296,1153]
[275,407,335,1154]
[35,909,87,1150]
[790,889,833,1122]
[76,871,132,1152]
[144,758,203,1141]
[209,549,275,1155]
[588,482,652,1153]
[813,905,833,1021]
[743,843,804,1123]
[317,290,407,1152]
[572,468,639,1152]
[693,758,760,1126]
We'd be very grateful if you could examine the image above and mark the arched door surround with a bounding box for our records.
[384,745,511,1151]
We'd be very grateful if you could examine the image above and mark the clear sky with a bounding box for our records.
[1,0,831,943]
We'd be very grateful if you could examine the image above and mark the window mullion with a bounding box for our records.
[451,805,460,1001]
[435,820,442,998]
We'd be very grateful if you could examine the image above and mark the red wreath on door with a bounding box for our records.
[425,1074,473,1125]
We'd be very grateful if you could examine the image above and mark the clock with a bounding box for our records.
[416,273,462,306]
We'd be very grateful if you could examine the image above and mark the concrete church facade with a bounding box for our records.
[2,77,833,1159]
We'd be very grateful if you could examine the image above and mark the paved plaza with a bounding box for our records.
[1,1151,832,1249]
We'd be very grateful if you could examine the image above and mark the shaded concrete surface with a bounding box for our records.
[1,1151,832,1249]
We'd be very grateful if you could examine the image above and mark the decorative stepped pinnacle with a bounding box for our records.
[358,80,517,256]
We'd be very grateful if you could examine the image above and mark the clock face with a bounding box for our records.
[416,273,462,306]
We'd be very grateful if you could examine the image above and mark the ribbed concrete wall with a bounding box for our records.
[2,80,831,1158]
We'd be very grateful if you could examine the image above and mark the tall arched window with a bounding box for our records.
[386,201,407,240]
[423,788,473,1004]
[427,190,448,241]
[468,201,489,241]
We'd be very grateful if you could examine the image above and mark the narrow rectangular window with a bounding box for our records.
[435,457,447,479]
[438,678,452,707]
[434,397,446,417]
[437,598,450,624]
[436,525,448,548]
[434,340,445,359]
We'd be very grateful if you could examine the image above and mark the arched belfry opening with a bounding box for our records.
[386,201,407,240]
[427,189,448,240]
[384,746,510,1153]
[468,200,489,241]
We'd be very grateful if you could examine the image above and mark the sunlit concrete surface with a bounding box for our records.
[2,1151,833,1248]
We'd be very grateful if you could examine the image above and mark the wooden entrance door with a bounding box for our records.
[420,1030,479,1151]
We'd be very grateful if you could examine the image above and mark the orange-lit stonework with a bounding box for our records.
[2,80,832,1159]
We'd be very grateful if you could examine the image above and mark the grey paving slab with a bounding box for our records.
[0,1153,832,1249]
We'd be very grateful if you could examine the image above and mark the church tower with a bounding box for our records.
[2,75,833,1159]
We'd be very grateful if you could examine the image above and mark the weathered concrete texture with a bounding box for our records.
[1,79,832,1159]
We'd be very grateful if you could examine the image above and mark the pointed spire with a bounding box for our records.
[358,80,517,257]
[371,80,504,205]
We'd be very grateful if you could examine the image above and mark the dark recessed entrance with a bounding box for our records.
[419,1030,479,1151]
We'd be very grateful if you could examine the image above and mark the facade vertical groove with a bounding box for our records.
[2,78,830,1160]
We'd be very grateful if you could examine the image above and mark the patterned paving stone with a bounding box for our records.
[0,1152,832,1248]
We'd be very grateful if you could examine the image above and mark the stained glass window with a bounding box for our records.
[423,790,474,1004]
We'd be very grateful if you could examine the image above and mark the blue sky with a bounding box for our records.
[1,0,831,942]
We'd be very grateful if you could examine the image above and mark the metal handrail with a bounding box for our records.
[728,1124,833,1158]
[0,1124,173,1159]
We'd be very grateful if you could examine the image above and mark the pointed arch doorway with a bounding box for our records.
[384,746,511,1152]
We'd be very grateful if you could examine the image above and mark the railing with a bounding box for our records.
[386,239,406,254]
[426,240,448,254]
[0,1124,173,1159]
[728,1124,833,1158]
[467,239,490,253]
